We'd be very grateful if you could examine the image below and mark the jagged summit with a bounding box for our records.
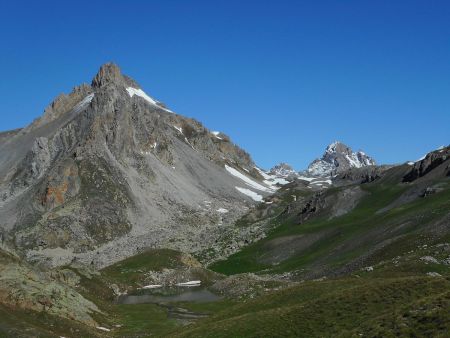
[91,62,140,89]
[91,62,122,87]
[325,141,348,154]
[269,163,297,178]
[308,141,375,177]
[27,64,164,130]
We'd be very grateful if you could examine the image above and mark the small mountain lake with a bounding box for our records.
[117,286,222,322]
[118,287,221,305]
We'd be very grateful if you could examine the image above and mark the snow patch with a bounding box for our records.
[254,167,272,180]
[225,165,274,192]
[345,154,362,168]
[140,284,163,289]
[264,177,289,186]
[96,327,111,332]
[211,131,223,140]
[173,125,183,134]
[217,208,229,213]
[126,87,157,104]
[235,187,263,202]
[255,167,290,188]
[297,176,316,182]
[176,280,201,287]
[126,87,173,113]
[416,154,427,162]
[73,93,94,113]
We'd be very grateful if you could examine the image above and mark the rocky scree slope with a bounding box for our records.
[0,63,279,268]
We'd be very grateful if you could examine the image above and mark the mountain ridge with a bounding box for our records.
[0,63,278,268]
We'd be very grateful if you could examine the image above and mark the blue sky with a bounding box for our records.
[0,1,449,170]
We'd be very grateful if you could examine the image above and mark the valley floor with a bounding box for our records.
[2,244,450,337]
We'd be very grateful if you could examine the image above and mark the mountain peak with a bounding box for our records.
[269,162,298,179]
[272,162,293,170]
[325,141,351,155]
[308,142,375,176]
[91,62,124,88]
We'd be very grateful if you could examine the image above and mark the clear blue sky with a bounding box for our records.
[1,1,449,170]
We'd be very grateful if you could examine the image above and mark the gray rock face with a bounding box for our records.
[307,141,376,177]
[0,63,272,267]
[91,63,123,88]
[333,165,390,185]
[403,146,449,182]
[32,84,93,129]
[27,137,51,181]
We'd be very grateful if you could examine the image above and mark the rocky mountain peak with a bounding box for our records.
[308,141,375,177]
[0,63,264,267]
[91,62,124,88]
[325,141,351,155]
[269,163,297,178]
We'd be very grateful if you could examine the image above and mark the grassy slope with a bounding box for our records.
[211,173,450,276]
[176,167,450,337]
[0,305,100,338]
[170,275,450,338]
[101,248,185,287]
[113,303,178,337]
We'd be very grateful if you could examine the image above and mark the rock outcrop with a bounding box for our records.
[0,248,99,326]
[403,146,450,182]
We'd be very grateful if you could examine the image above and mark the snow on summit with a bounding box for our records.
[126,87,173,113]
[307,141,375,177]
[211,131,223,140]
[126,87,157,105]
